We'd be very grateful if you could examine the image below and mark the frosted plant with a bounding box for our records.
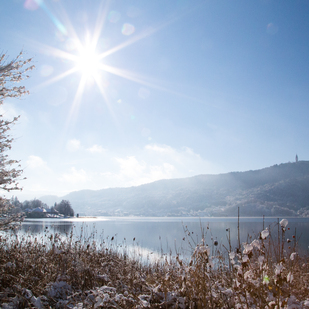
[243,243,253,255]
[287,271,293,283]
[274,262,284,275]
[251,239,260,249]
[258,255,264,269]
[290,252,297,261]
[280,219,288,228]
[261,229,269,239]
[242,254,249,263]
[192,244,210,258]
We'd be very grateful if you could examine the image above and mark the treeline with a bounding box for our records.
[10,197,75,217]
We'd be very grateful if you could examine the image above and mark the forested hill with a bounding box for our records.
[41,161,309,217]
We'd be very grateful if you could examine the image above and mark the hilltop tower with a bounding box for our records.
[295,154,298,162]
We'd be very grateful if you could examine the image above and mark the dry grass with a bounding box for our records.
[0,220,309,308]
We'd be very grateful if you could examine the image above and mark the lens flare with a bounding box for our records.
[24,0,40,10]
[122,23,135,36]
[108,11,121,23]
[266,23,278,35]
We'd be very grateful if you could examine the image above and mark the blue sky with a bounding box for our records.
[2,0,309,199]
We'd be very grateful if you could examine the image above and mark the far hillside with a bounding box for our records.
[40,161,309,217]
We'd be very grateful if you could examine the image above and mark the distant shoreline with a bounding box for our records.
[23,216,309,221]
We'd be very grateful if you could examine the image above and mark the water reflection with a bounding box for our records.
[13,217,309,260]
[21,219,73,235]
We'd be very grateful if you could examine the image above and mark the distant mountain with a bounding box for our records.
[40,161,309,217]
[39,195,62,206]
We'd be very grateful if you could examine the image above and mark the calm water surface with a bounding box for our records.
[10,217,309,262]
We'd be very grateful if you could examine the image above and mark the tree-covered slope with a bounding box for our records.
[41,161,309,217]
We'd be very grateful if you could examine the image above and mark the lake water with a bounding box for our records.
[7,217,309,263]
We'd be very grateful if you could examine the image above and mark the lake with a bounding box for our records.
[8,216,309,263]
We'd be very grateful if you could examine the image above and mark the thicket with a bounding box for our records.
[1,219,309,308]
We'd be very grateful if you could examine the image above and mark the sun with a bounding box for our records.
[33,1,182,128]
[74,44,101,79]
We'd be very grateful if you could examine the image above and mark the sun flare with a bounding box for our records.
[75,45,101,79]
[32,1,178,130]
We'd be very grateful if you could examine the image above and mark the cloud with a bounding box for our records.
[0,104,20,120]
[17,143,222,198]
[112,155,175,187]
[107,144,216,187]
[145,144,201,164]
[145,144,202,166]
[145,144,173,154]
[26,155,49,170]
[87,144,105,153]
[147,162,175,180]
[66,139,81,152]
[0,102,29,127]
[116,156,146,177]
[59,167,89,184]
[21,156,54,195]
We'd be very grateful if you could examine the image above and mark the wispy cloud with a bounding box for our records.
[102,143,218,187]
[26,155,50,170]
[59,167,89,183]
[0,103,22,120]
[116,156,146,178]
[106,155,175,187]
[145,143,202,166]
[17,144,221,198]
[87,144,105,153]
[145,144,174,154]
[66,139,81,152]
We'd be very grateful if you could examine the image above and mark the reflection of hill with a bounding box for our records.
[41,161,309,217]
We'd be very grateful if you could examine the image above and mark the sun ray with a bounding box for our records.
[92,74,120,128]
[17,35,78,62]
[52,0,110,54]
[98,7,200,60]
[34,0,67,35]
[65,76,87,131]
[32,67,77,92]
[55,3,82,45]
[98,26,159,60]
[101,64,206,105]
[91,1,110,50]
[44,45,78,62]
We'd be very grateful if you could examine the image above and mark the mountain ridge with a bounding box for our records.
[40,161,309,217]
